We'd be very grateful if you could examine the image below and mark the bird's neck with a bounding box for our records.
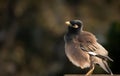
[68,27,82,35]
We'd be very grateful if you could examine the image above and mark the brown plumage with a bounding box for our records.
[64,20,113,76]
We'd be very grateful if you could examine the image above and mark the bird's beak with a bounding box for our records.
[65,21,71,26]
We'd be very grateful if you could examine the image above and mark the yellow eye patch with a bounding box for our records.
[73,24,78,28]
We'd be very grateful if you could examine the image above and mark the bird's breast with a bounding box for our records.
[65,42,90,69]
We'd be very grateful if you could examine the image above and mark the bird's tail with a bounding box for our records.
[98,60,113,75]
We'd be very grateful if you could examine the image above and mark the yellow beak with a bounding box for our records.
[65,21,71,26]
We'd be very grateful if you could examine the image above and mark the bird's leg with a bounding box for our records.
[85,56,95,76]
[85,64,95,76]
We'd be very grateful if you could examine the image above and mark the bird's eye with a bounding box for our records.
[73,24,79,28]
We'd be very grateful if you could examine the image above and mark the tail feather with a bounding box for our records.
[105,56,113,62]
[96,55,113,62]
[103,60,113,75]
[99,60,113,75]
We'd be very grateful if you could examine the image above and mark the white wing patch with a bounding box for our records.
[88,51,97,56]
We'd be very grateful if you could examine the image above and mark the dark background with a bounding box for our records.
[0,0,120,76]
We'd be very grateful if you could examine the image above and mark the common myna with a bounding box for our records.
[64,20,113,76]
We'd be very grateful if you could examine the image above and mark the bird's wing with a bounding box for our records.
[77,31,98,52]
[77,31,113,61]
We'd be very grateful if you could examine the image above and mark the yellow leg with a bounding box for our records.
[85,65,95,76]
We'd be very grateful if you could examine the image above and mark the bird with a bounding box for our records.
[64,20,113,76]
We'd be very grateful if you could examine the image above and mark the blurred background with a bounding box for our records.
[0,0,120,76]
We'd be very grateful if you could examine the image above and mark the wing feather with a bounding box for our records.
[77,31,112,61]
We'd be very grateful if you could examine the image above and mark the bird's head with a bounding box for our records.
[65,20,83,34]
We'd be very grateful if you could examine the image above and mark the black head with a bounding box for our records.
[65,20,83,34]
